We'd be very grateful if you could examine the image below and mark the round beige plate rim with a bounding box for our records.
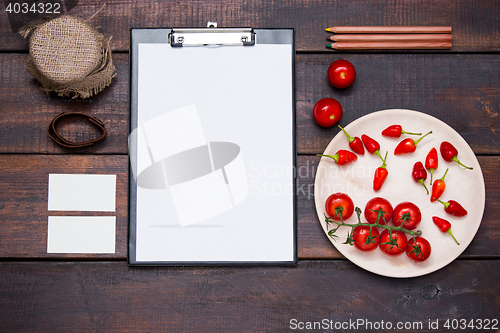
[314,109,485,278]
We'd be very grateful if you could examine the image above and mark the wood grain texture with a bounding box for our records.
[1,53,499,155]
[0,260,499,332]
[0,1,498,329]
[0,155,498,259]
[296,53,500,155]
[0,155,128,259]
[1,0,499,52]
[0,53,129,155]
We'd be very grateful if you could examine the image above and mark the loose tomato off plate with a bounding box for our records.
[314,109,485,278]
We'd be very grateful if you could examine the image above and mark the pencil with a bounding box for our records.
[328,34,453,43]
[325,26,452,34]
[325,42,453,50]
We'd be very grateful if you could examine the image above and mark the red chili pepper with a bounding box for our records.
[373,151,388,191]
[361,134,384,162]
[431,168,448,202]
[440,141,473,170]
[394,131,432,155]
[338,125,364,155]
[317,150,358,165]
[434,198,468,217]
[432,216,460,245]
[382,125,422,138]
[425,147,438,184]
[412,161,429,195]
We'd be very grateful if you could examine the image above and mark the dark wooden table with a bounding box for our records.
[1,1,499,332]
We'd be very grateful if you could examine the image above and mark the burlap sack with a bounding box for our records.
[20,15,116,98]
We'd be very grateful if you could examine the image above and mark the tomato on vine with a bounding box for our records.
[325,193,354,222]
[379,230,408,256]
[392,202,422,230]
[406,236,432,262]
[351,226,380,251]
[364,197,393,225]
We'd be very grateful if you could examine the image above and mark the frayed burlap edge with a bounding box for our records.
[19,19,49,38]
[20,15,116,99]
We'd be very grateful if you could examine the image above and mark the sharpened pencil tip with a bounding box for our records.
[325,28,331,32]
[325,44,333,48]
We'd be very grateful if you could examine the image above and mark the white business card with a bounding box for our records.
[48,174,116,212]
[47,216,116,253]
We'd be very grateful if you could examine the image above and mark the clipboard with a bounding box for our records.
[128,25,296,266]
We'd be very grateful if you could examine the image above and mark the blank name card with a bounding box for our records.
[47,174,117,254]
[48,174,116,212]
[47,216,116,253]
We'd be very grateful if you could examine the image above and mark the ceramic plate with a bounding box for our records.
[314,109,485,278]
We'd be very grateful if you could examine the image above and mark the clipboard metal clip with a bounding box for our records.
[169,25,255,47]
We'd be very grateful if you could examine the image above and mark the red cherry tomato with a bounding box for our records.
[364,197,393,225]
[327,59,356,89]
[313,98,343,127]
[352,226,380,251]
[325,193,354,222]
[406,236,432,262]
[379,230,407,256]
[392,202,422,230]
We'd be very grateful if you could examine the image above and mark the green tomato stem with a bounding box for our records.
[325,207,423,242]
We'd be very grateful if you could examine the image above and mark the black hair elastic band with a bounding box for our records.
[48,112,107,148]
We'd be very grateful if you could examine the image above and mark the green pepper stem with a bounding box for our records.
[418,179,429,195]
[374,150,385,163]
[380,151,388,168]
[414,131,433,146]
[451,156,473,170]
[434,198,450,209]
[439,168,449,182]
[429,168,435,185]
[447,229,460,245]
[317,153,339,163]
[401,129,422,136]
[338,125,354,143]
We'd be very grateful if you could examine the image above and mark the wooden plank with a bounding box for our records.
[0,155,128,259]
[0,53,129,155]
[0,155,498,259]
[296,53,500,155]
[1,53,499,155]
[1,0,499,52]
[0,260,499,332]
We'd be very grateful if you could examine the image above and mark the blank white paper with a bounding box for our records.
[47,216,116,253]
[134,42,295,263]
[143,104,207,163]
[48,174,116,212]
